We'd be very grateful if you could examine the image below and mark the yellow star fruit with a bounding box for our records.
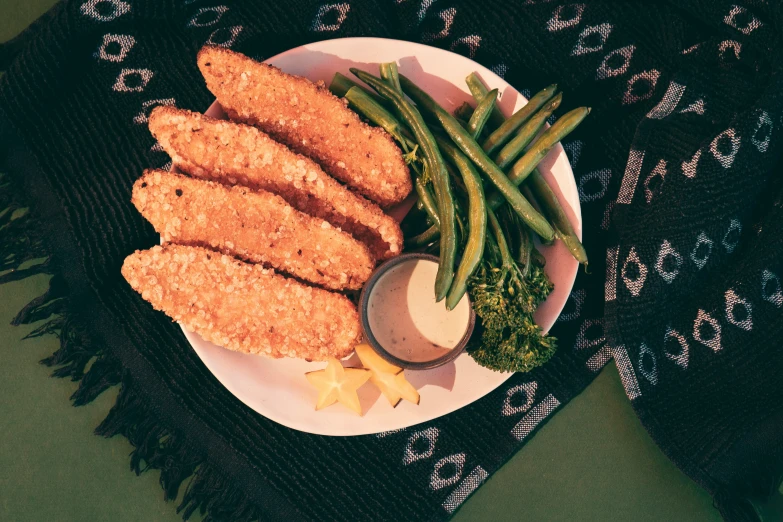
[305,357,371,415]
[355,344,420,407]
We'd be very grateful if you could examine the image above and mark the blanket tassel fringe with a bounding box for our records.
[2,174,262,521]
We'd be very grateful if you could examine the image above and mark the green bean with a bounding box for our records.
[344,87,413,146]
[345,87,439,222]
[495,92,562,170]
[454,102,474,122]
[486,106,590,210]
[441,162,473,247]
[445,162,467,194]
[437,125,545,250]
[352,68,456,300]
[406,223,440,247]
[437,137,488,310]
[520,184,553,246]
[531,242,547,267]
[345,83,445,250]
[329,73,387,106]
[484,229,501,266]
[379,62,402,94]
[515,216,533,278]
[486,206,514,268]
[448,168,472,222]
[343,85,441,223]
[482,95,589,262]
[497,206,516,254]
[482,84,558,156]
[453,116,470,130]
[457,121,489,145]
[465,72,505,132]
[329,72,363,97]
[415,177,440,228]
[496,206,528,277]
[528,169,588,265]
[400,74,555,242]
[467,88,497,139]
[344,85,443,234]
[506,107,590,186]
[409,160,441,228]
[521,184,541,210]
[454,205,467,247]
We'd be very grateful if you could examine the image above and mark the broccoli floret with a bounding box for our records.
[467,208,557,373]
[402,143,420,165]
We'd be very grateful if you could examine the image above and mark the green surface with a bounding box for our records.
[1,3,780,521]
[0,275,187,521]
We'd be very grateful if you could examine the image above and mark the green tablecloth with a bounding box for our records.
[1,3,780,521]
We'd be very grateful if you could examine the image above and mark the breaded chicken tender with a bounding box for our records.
[122,245,361,360]
[197,45,412,208]
[132,170,373,290]
[149,106,402,260]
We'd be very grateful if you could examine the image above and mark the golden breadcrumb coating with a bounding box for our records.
[122,245,361,360]
[132,170,373,290]
[148,106,402,260]
[196,45,412,207]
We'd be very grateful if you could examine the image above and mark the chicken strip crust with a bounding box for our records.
[196,45,412,208]
[149,106,402,260]
[133,170,373,290]
[122,245,361,360]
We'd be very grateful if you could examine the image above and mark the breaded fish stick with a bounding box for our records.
[149,106,402,260]
[122,245,361,360]
[197,45,412,208]
[133,170,373,290]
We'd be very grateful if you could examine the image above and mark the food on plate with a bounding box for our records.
[527,169,588,266]
[466,87,498,139]
[479,83,558,156]
[434,136,486,311]
[197,45,412,208]
[121,244,361,361]
[494,93,562,170]
[328,72,387,106]
[495,107,591,266]
[397,74,556,242]
[355,344,419,407]
[305,357,371,415]
[148,106,403,260]
[349,69,459,302]
[466,208,556,372]
[335,64,590,372]
[499,107,590,205]
[121,39,586,417]
[132,170,373,290]
[465,72,506,131]
[354,343,400,375]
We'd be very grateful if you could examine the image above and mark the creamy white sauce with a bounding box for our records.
[367,258,471,362]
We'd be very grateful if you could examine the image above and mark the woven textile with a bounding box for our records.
[1,1,781,520]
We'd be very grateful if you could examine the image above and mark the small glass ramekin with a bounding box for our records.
[358,253,475,370]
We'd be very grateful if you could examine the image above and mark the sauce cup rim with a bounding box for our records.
[359,252,476,371]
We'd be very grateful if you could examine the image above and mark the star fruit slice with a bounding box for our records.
[355,344,420,407]
[305,357,371,415]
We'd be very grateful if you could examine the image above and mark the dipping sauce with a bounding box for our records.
[366,258,471,363]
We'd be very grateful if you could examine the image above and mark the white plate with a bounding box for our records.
[176,38,582,436]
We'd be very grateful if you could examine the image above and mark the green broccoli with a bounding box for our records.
[467,207,557,373]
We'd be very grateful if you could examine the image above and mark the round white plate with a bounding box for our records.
[176,37,582,436]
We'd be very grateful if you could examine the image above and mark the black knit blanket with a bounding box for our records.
[1,1,781,521]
